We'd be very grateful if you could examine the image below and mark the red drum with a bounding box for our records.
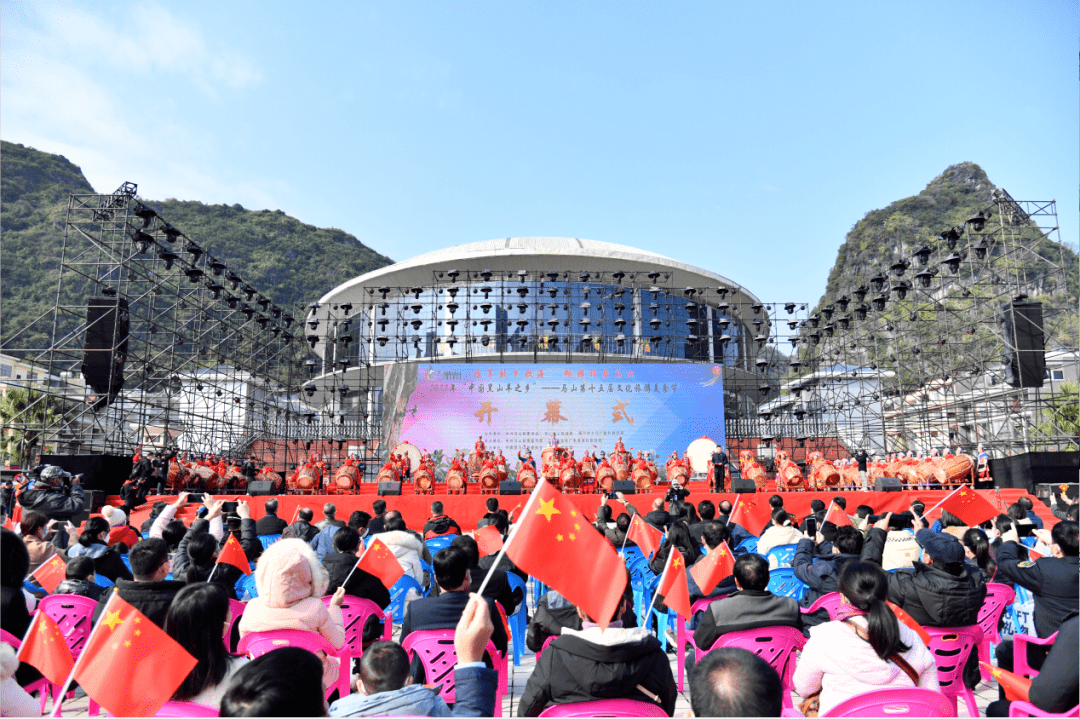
[596,465,616,493]
[467,452,484,478]
[413,466,435,494]
[296,465,322,492]
[517,464,538,492]
[376,465,399,485]
[541,447,566,479]
[612,456,630,482]
[632,466,652,493]
[495,460,508,484]
[194,466,223,492]
[809,458,841,489]
[334,465,360,494]
[479,466,499,493]
[776,458,806,491]
[166,462,190,491]
[579,455,596,480]
[254,470,282,493]
[446,468,467,494]
[667,463,689,484]
[222,469,246,492]
[943,455,975,486]
[560,466,582,493]
[739,450,767,492]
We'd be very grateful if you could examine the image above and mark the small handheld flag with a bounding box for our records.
[17,612,74,686]
[216,534,252,575]
[32,555,67,594]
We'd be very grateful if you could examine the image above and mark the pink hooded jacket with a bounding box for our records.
[238,538,345,687]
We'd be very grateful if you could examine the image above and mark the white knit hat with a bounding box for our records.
[101,505,127,527]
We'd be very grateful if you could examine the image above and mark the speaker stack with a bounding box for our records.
[82,295,130,407]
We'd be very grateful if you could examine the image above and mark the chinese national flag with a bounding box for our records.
[16,612,74,686]
[823,502,853,527]
[475,525,504,557]
[357,537,405,589]
[981,663,1032,702]
[728,495,771,535]
[626,514,663,558]
[937,486,999,527]
[216,534,252,575]
[689,542,735,595]
[32,554,67,593]
[886,601,931,646]
[73,596,198,718]
[657,548,693,618]
[505,480,627,629]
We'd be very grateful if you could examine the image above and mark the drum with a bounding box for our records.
[632,466,652,492]
[467,452,484,478]
[194,466,223,492]
[942,454,975,486]
[893,465,919,486]
[806,450,824,464]
[517,464,538,492]
[541,447,565,479]
[222,469,246,492]
[376,465,399,485]
[809,458,841,489]
[647,461,659,482]
[166,462,190,491]
[479,466,499,492]
[334,464,360,494]
[776,459,806,491]
[913,462,946,486]
[579,455,596,480]
[560,466,582,493]
[739,451,767,492]
[596,465,616,492]
[667,463,689,484]
[446,468,467,494]
[254,470,282,493]
[612,456,630,482]
[495,460,509,484]
[298,465,321,492]
[413,466,435,494]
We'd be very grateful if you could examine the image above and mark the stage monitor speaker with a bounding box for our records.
[875,477,903,492]
[730,478,757,493]
[612,480,636,495]
[82,296,130,400]
[499,481,521,495]
[247,480,275,496]
[85,490,106,513]
[378,481,402,496]
[998,301,1045,388]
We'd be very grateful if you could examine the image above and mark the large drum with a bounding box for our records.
[560,466,582,493]
[194,466,223,492]
[517,464,538,492]
[446,468,467,494]
[413,465,435,494]
[942,454,975,486]
[809,457,841,489]
[334,464,360,494]
[541,447,566,479]
[579,455,596,481]
[495,459,509,484]
[297,465,322,493]
[467,451,484,478]
[667,462,689,484]
[632,466,652,492]
[596,465,616,493]
[739,450,768,492]
[912,462,946,486]
[376,464,399,484]
[222,468,246,492]
[775,453,806,491]
[479,466,499,493]
[611,456,630,482]
[254,470,282,493]
[166,462,190,491]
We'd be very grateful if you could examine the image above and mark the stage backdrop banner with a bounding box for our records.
[386,362,724,461]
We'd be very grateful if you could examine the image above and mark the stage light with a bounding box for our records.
[784,302,796,314]
[752,303,763,314]
[809,331,821,345]
[184,268,203,283]
[304,384,316,397]
[872,294,888,311]
[915,268,936,288]
[853,285,869,302]
[755,357,768,370]
[890,259,910,276]
[648,271,661,281]
[853,304,868,320]
[822,305,834,321]
[308,319,320,330]
[838,315,851,330]
[823,323,835,337]
[913,245,933,267]
[808,314,820,329]
[133,230,153,254]
[184,241,204,262]
[158,249,179,270]
[870,273,887,293]
[940,227,961,249]
[719,334,732,344]
[225,271,241,290]
[966,211,989,232]
[943,253,963,274]
[306,335,319,348]
[649,318,662,329]
[891,282,910,300]
[133,206,157,227]
[972,238,988,260]
[612,270,625,283]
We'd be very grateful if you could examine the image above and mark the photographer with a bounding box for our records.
[121,475,149,514]
[665,481,690,514]
[17,465,86,522]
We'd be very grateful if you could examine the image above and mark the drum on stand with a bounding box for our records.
[255,470,282,493]
[632,466,652,493]
[446,468,467,494]
[560,466,583,494]
[413,466,435,494]
[194,466,223,492]
[517,465,538,492]
[596,465,616,493]
[297,465,322,494]
[479,466,499,494]
[334,464,360,494]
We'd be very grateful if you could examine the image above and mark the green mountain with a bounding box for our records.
[1,141,394,353]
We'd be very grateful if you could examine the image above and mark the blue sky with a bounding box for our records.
[3,0,1076,306]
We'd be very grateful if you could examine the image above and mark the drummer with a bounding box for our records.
[517,447,536,470]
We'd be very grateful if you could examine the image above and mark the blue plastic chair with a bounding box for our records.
[388,574,425,623]
[766,544,799,569]
[425,535,455,554]
[532,578,549,610]
[94,574,115,588]
[120,553,132,571]
[236,572,259,600]
[767,568,807,600]
[258,534,283,550]
[736,537,759,555]
[419,558,435,586]
[505,573,528,665]
[23,579,48,597]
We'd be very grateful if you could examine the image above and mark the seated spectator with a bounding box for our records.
[284,507,319,543]
[1050,492,1077,522]
[715,500,754,551]
[238,538,347,689]
[986,613,1079,717]
[316,503,346,530]
[518,588,676,716]
[220,501,262,563]
[962,527,1001,585]
[255,498,288,536]
[220,646,327,717]
[452,535,518,615]
[151,494,222,553]
[423,502,462,539]
[854,504,874,527]
[55,555,105,600]
[1,528,42,688]
[328,594,498,717]
[689,523,737,602]
[648,520,701,576]
[693,553,801,654]
[367,500,387,535]
[381,514,429,591]
[94,537,185,626]
[526,571,637,653]
[477,513,525,581]
[992,521,1079,701]
[67,516,133,583]
[1,641,41,717]
[689,647,782,717]
[936,509,969,539]
[793,562,938,715]
[592,504,614,535]
[165,583,249,708]
[688,501,720,544]
[322,526,391,642]
[20,511,73,573]
[643,497,672,530]
[799,500,826,535]
[173,500,244,597]
[140,501,169,534]
[1016,496,1044,530]
[312,510,369,561]
[794,525,864,630]
[875,512,921,571]
[757,509,805,557]
[476,498,501,530]
[606,512,637,549]
[101,505,139,550]
[401,547,507,684]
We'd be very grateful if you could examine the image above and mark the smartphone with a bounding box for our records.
[804,517,817,536]
[221,501,239,515]
[186,492,204,503]
[1017,524,1036,538]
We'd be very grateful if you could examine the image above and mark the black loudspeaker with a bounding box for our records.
[612,480,636,495]
[998,301,1045,388]
[378,481,402,496]
[247,480,275,496]
[82,296,130,401]
[499,481,521,495]
[730,478,757,493]
[875,477,903,492]
[85,490,106,513]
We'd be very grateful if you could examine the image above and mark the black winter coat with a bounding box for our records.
[792,538,860,629]
[322,551,391,643]
[526,592,638,653]
[92,579,187,628]
[18,484,86,521]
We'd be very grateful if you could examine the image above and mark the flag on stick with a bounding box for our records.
[980,663,1032,702]
[216,534,252,575]
[655,547,692,618]
[625,514,662,558]
[356,537,405,589]
[934,486,999,527]
[501,479,627,629]
[885,601,931,646]
[475,525,503,557]
[689,542,735,595]
[71,596,198,718]
[32,554,67,594]
[16,612,74,686]
[823,502,853,527]
[728,495,771,535]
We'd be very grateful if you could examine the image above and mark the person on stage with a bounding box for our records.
[854,449,869,491]
[517,448,535,470]
[711,446,728,493]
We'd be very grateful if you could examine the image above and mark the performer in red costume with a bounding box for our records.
[614,437,626,454]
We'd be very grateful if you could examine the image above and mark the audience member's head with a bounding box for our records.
[185,533,218,582]
[1017,496,1034,512]
[485,498,499,513]
[490,512,509,536]
[264,498,279,516]
[79,517,110,547]
[940,509,966,529]
[915,529,965,573]
[333,526,361,555]
[717,500,732,516]
[667,520,695,552]
[809,499,825,515]
[838,562,909,660]
[219,647,327,717]
[855,505,874,522]
[887,513,912,531]
[431,501,445,517]
[371,499,386,516]
[909,500,925,517]
[322,503,336,518]
[962,528,994,570]
[596,504,613,523]
[433,546,470,591]
[165,583,231,701]
[19,511,50,539]
[1051,520,1078,557]
[832,525,864,556]
[652,498,665,512]
[358,640,410,695]
[130,538,171,581]
[690,646,783,717]
[733,554,770,591]
[450,535,480,566]
[831,496,847,510]
[298,508,314,523]
[1066,504,1079,522]
[698,500,716,521]
[384,515,407,533]
[348,511,371,532]
[1006,503,1026,522]
[771,509,791,527]
[701,522,730,550]
[616,513,632,533]
[255,539,328,601]
[768,494,784,510]
[65,555,96,581]
[162,520,187,552]
[0,528,29,589]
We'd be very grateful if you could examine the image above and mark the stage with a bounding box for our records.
[120,483,1045,534]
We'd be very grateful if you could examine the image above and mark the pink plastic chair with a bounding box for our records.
[226,599,246,654]
[535,634,558,662]
[923,625,983,717]
[1008,701,1079,717]
[801,591,845,621]
[821,687,957,717]
[400,628,507,716]
[676,596,727,691]
[236,629,342,700]
[37,594,102,715]
[977,583,1016,682]
[0,628,52,713]
[321,595,393,698]
[153,700,221,716]
[1014,632,1058,679]
[702,626,806,710]
[537,698,668,717]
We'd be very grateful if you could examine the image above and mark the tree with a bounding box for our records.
[1033,382,1079,451]
[0,388,63,466]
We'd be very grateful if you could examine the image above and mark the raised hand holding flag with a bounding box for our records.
[689,541,735,595]
[728,495,771,535]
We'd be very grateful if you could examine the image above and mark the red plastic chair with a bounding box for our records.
[701,626,806,710]
[821,687,957,717]
[923,625,983,717]
[237,629,342,700]
[1,628,52,713]
[1014,632,1058,679]
[153,700,221,716]
[37,594,102,715]
[801,591,845,621]
[1008,701,1079,717]
[676,596,727,691]
[976,583,1016,682]
[400,628,507,716]
[321,595,393,698]
[537,698,668,717]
